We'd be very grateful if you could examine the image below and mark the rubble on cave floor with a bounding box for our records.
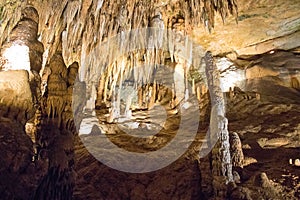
[225,81,300,199]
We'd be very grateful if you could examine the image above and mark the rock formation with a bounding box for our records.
[0,0,299,199]
[205,51,233,198]
[230,132,244,169]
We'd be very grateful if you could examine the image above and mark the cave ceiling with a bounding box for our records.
[1,0,299,65]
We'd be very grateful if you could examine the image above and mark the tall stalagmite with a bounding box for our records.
[205,51,233,198]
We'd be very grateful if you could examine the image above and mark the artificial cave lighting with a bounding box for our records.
[2,44,31,71]
[216,57,245,92]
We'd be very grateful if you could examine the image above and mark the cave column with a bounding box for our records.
[204,51,233,198]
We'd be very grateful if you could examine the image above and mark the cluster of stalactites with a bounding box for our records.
[80,25,205,115]
[91,47,210,124]
[0,0,237,71]
[0,0,25,46]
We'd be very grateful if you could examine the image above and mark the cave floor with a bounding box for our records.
[227,87,300,199]
[74,85,300,199]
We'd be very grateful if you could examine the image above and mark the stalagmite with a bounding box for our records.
[204,51,233,198]
[230,132,244,169]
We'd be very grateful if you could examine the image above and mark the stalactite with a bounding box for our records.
[107,90,120,123]
[85,83,97,114]
[103,71,110,102]
[196,85,201,101]
[125,94,132,118]
[143,84,148,108]
[192,79,196,94]
[96,73,106,105]
[45,52,68,128]
[0,0,238,79]
[157,84,165,103]
[138,87,143,108]
[174,55,186,105]
[184,62,190,101]
[149,81,157,110]
[204,51,233,198]
[116,57,127,116]
[168,30,175,63]
[108,62,118,99]
[46,96,66,126]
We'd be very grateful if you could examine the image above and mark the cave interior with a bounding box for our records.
[0,0,299,199]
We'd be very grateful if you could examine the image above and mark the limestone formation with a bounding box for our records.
[230,132,244,169]
[0,70,34,124]
[41,66,52,96]
[204,51,233,198]
[0,6,43,72]
[0,0,299,199]
[45,53,68,126]
[63,62,79,130]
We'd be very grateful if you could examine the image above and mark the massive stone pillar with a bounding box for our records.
[0,6,43,72]
[204,51,233,198]
[0,6,49,200]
